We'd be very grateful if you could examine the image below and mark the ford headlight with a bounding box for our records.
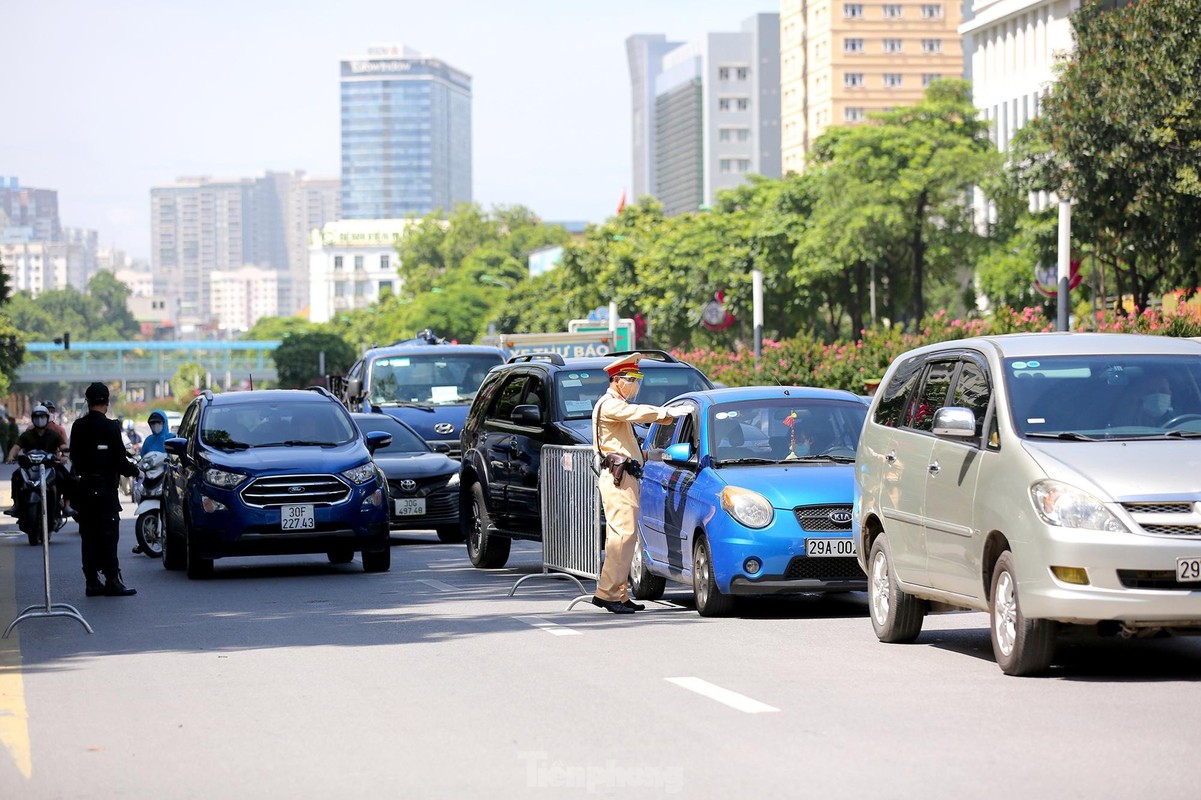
[342,462,376,485]
[1030,480,1128,532]
[446,472,460,488]
[204,467,246,489]
[720,486,774,529]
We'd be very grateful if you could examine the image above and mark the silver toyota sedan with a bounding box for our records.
[854,332,1201,675]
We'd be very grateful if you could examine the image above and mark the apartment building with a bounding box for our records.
[781,0,964,173]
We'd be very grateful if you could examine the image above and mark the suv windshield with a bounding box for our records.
[555,366,712,420]
[710,398,867,463]
[368,353,501,406]
[202,401,358,448]
[1005,354,1201,438]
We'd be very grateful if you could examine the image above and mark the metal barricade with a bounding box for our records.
[509,445,601,606]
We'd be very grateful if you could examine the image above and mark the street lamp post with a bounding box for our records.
[1057,199,1072,332]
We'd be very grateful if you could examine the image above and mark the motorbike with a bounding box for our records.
[133,450,167,558]
[15,449,62,546]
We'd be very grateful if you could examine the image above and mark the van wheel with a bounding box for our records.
[467,482,510,568]
[692,536,734,617]
[629,539,666,601]
[868,534,926,643]
[990,551,1056,676]
[436,525,464,544]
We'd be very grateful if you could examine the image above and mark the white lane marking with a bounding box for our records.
[417,579,460,593]
[513,616,582,637]
[665,677,780,714]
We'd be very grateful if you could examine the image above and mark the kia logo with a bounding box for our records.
[829,510,853,525]
[288,486,305,494]
[434,423,455,435]
[399,479,417,492]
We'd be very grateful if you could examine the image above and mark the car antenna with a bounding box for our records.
[248,373,253,391]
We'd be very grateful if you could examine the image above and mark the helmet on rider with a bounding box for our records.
[125,419,135,431]
[31,405,49,429]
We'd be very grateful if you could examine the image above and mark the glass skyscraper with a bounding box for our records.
[340,44,472,219]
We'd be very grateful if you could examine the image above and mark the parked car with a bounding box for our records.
[854,332,1201,675]
[351,412,461,542]
[634,387,869,615]
[459,350,715,568]
[161,387,393,578]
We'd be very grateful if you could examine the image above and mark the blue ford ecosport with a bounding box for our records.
[161,387,393,578]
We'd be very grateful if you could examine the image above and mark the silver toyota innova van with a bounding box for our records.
[854,332,1201,675]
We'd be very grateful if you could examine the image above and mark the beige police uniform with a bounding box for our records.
[593,387,675,602]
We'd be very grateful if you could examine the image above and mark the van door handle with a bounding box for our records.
[928,461,940,474]
[885,451,896,464]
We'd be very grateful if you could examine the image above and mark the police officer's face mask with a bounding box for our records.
[150,422,163,434]
[32,414,48,429]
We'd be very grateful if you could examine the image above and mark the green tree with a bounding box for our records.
[1011,0,1201,311]
[393,203,570,339]
[85,270,139,339]
[800,79,1002,325]
[170,362,216,401]
[272,331,357,388]
[242,315,315,341]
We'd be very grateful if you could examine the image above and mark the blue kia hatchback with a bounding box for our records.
[634,387,870,615]
[161,388,393,578]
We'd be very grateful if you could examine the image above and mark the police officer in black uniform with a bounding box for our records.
[70,382,139,597]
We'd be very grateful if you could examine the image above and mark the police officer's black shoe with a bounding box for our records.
[84,573,105,597]
[104,573,137,597]
[621,600,645,611]
[3,506,16,517]
[591,596,635,614]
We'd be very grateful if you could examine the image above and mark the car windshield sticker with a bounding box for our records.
[378,358,410,367]
[1027,417,1046,424]
[715,411,738,420]
[1026,360,1040,368]
[567,373,580,379]
[1012,361,1028,370]
[431,386,458,403]
[561,379,582,387]
[645,375,668,384]
[565,400,592,413]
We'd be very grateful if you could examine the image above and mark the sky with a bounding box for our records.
[2,0,775,261]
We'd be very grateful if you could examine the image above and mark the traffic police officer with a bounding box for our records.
[591,353,688,613]
[71,382,139,597]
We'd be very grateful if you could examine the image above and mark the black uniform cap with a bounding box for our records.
[85,382,110,404]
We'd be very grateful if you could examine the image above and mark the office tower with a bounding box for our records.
[150,171,339,331]
[780,0,965,173]
[0,177,62,242]
[340,44,473,219]
[627,14,781,217]
[627,35,685,199]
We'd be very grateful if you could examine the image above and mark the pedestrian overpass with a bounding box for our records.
[15,340,282,389]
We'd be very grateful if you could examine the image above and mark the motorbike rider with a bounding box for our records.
[139,410,168,454]
[4,405,66,517]
[123,419,143,452]
[42,400,69,447]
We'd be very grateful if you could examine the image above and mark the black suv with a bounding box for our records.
[458,351,714,568]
